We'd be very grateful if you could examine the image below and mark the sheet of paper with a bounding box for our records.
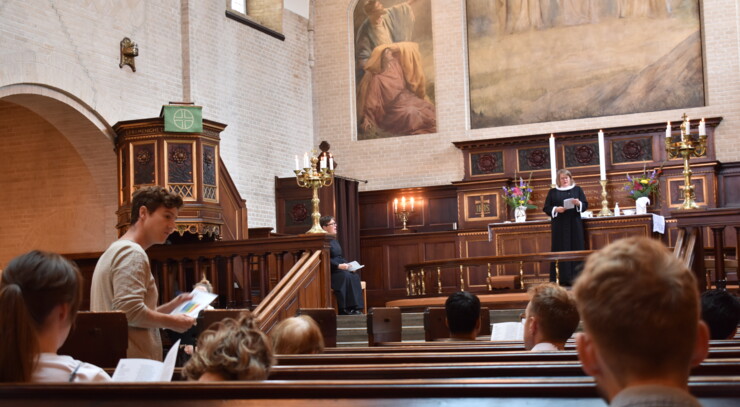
[171,290,218,318]
[490,321,524,342]
[112,339,180,382]
[347,261,365,272]
[563,198,576,209]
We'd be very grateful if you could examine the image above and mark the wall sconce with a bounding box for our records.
[393,196,414,231]
[120,37,139,72]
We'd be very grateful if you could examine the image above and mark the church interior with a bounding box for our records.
[1,0,739,404]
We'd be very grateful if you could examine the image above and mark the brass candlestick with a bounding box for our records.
[294,154,334,233]
[597,179,614,217]
[393,197,414,231]
[665,113,708,210]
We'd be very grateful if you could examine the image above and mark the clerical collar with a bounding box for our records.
[556,183,576,191]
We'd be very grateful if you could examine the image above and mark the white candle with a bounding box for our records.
[410,197,415,212]
[294,155,299,171]
[401,197,406,211]
[393,198,398,213]
[320,155,327,170]
[699,118,706,136]
[666,122,671,139]
[685,118,690,135]
[303,152,309,168]
[329,155,334,170]
[549,134,557,186]
[598,130,606,181]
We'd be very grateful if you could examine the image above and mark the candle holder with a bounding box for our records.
[294,154,334,234]
[665,113,708,210]
[597,180,614,217]
[393,197,415,231]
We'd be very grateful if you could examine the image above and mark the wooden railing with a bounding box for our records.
[254,250,328,332]
[404,250,595,295]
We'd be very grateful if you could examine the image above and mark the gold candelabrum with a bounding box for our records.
[597,180,614,217]
[665,113,708,210]
[393,196,414,231]
[294,153,334,234]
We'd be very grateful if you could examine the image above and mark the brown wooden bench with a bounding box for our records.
[58,311,127,368]
[1,377,738,406]
[366,307,401,346]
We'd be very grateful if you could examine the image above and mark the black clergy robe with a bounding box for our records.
[543,185,588,286]
[329,239,364,312]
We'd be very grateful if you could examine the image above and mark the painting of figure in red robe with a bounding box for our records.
[353,0,436,140]
[466,0,705,128]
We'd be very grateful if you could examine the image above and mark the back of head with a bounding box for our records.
[701,289,740,340]
[129,185,184,225]
[528,283,579,343]
[183,311,274,381]
[573,237,700,378]
[445,291,480,335]
[270,316,325,354]
[0,251,82,382]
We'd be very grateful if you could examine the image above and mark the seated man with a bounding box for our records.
[573,237,709,406]
[523,283,580,351]
[701,289,740,339]
[445,291,481,341]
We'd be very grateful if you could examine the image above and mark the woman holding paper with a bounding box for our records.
[543,169,588,286]
[0,251,111,382]
[320,216,364,315]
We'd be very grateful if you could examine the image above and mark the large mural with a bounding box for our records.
[353,0,436,140]
[466,0,705,128]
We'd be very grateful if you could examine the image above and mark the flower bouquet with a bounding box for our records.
[503,175,536,222]
[624,167,662,200]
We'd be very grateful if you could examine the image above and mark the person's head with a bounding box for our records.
[183,312,274,381]
[445,291,481,339]
[0,251,83,382]
[700,289,740,340]
[270,316,325,354]
[193,276,213,294]
[320,216,337,234]
[363,0,386,19]
[556,169,573,188]
[573,237,709,400]
[128,186,183,246]
[523,283,579,350]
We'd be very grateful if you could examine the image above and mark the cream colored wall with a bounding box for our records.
[312,0,740,191]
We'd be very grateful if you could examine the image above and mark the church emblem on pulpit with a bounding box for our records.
[475,195,491,217]
[462,191,499,223]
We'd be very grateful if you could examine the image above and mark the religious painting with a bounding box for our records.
[353,0,436,140]
[466,1,705,128]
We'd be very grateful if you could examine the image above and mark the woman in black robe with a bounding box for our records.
[320,216,364,315]
[543,169,588,286]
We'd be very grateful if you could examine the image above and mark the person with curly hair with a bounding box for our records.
[182,312,274,381]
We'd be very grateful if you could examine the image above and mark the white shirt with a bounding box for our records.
[530,342,560,352]
[32,353,112,382]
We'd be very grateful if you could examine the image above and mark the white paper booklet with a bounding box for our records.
[563,198,577,209]
[170,290,218,318]
[112,339,180,382]
[347,261,365,272]
[490,322,524,341]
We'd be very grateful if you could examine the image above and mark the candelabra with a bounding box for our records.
[665,113,707,210]
[294,153,334,234]
[597,180,614,217]
[393,197,414,231]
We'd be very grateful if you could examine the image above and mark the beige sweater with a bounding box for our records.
[90,239,163,361]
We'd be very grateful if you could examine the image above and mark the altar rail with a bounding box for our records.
[404,250,594,295]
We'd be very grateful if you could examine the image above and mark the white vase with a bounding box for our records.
[514,206,527,222]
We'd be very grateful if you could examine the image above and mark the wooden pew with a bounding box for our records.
[366,307,401,346]
[268,359,740,380]
[277,347,740,365]
[1,377,739,406]
[58,311,127,368]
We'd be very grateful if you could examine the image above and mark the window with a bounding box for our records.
[226,0,285,41]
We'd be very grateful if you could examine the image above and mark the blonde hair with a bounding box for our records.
[556,169,573,187]
[528,283,579,343]
[573,237,699,378]
[183,312,274,381]
[270,316,325,355]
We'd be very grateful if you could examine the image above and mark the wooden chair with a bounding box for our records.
[297,308,337,347]
[58,311,127,368]
[367,307,402,346]
[423,307,491,341]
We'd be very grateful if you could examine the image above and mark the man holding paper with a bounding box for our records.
[91,186,196,361]
[543,169,588,286]
[320,216,364,315]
